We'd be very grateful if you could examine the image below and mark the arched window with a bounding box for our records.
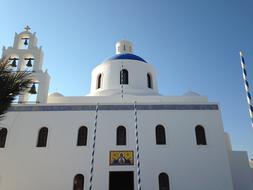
[77,126,88,146]
[159,173,170,190]
[147,73,152,88]
[73,174,84,190]
[195,125,207,145]
[0,128,7,148]
[37,127,48,147]
[97,74,102,89]
[156,125,166,145]
[117,126,126,145]
[120,69,128,84]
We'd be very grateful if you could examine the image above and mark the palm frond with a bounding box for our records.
[0,57,33,119]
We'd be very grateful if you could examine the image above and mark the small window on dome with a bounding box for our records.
[120,69,128,85]
[147,73,152,89]
[97,74,102,89]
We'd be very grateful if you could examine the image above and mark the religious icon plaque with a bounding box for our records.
[109,151,134,166]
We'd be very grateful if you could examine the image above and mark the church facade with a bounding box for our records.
[0,28,253,190]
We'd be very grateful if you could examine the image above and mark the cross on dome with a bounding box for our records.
[24,25,31,31]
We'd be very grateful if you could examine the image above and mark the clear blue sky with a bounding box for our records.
[1,0,253,158]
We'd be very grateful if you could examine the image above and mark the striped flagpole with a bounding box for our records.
[89,103,99,190]
[121,63,124,100]
[239,51,253,128]
[134,102,142,190]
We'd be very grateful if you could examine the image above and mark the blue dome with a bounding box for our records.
[106,53,147,63]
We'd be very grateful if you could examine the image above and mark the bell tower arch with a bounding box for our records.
[2,26,50,104]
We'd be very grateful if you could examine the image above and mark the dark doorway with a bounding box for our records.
[109,171,134,190]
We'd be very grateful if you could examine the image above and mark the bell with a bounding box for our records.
[26,59,32,67]
[29,83,37,94]
[24,38,28,46]
[11,59,17,67]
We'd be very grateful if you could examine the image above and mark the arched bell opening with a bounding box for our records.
[18,35,30,49]
[24,54,35,71]
[8,55,20,72]
[21,81,39,104]
[14,26,34,49]
[17,81,39,104]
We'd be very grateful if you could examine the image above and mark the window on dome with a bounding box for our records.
[147,73,152,88]
[120,69,128,85]
[156,125,166,145]
[159,173,170,190]
[0,128,7,148]
[37,127,48,147]
[117,126,126,145]
[77,126,88,146]
[195,125,207,145]
[97,74,102,89]
[73,174,84,190]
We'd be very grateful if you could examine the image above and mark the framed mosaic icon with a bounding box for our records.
[109,151,134,165]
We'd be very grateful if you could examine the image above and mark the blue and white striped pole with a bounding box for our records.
[89,103,99,190]
[239,51,253,128]
[121,64,124,100]
[134,102,142,190]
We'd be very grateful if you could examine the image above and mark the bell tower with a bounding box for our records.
[2,26,50,104]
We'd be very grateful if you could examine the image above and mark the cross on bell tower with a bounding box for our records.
[1,26,50,104]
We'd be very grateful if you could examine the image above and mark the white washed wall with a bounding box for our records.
[0,104,235,190]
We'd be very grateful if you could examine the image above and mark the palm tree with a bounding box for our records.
[0,57,32,120]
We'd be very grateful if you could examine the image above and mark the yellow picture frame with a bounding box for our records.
[109,151,134,165]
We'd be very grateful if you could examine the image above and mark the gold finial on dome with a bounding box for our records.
[24,25,31,31]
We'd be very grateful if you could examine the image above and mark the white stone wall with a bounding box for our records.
[0,103,234,190]
[229,151,253,190]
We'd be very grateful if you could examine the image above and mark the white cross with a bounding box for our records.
[24,25,31,31]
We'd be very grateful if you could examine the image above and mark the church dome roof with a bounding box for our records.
[89,40,158,96]
[106,53,147,63]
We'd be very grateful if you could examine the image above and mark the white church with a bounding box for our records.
[0,27,253,190]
